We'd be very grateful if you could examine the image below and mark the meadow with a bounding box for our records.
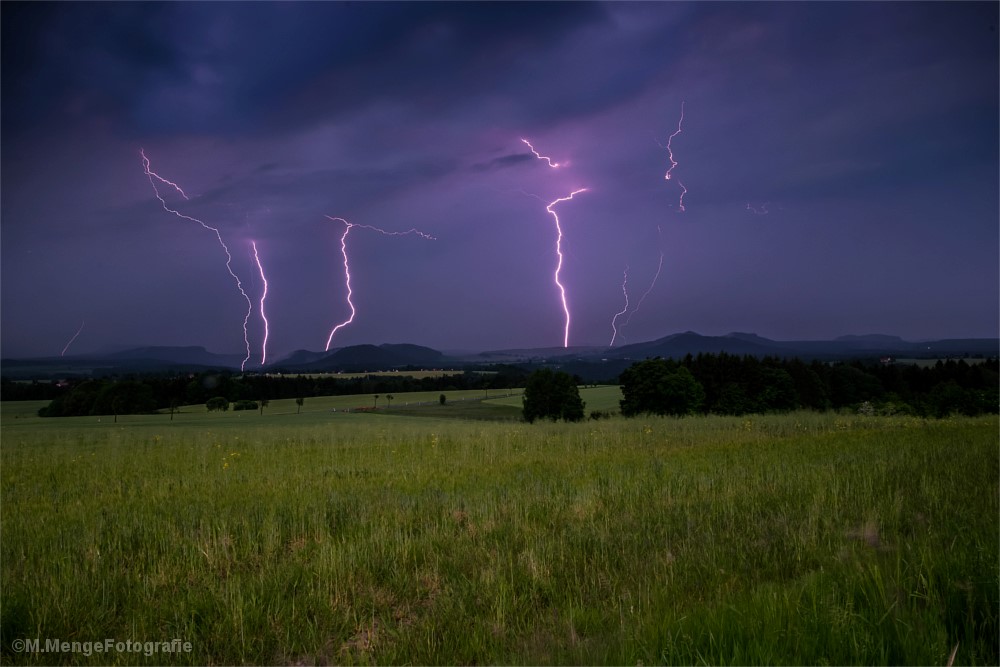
[1,392,997,665]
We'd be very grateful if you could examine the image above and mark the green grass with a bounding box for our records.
[0,400,49,420]
[1,408,997,665]
[485,385,623,414]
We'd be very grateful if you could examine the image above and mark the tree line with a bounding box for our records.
[13,354,997,419]
[684,354,996,417]
[522,354,998,422]
[615,354,998,419]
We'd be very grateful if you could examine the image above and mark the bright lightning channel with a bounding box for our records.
[61,320,85,356]
[520,138,561,168]
[623,252,664,327]
[250,241,270,367]
[609,266,629,347]
[324,216,435,351]
[140,149,255,371]
[546,189,587,348]
[663,101,687,212]
[325,218,357,351]
[521,137,586,348]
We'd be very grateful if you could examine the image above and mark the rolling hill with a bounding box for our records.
[1,333,995,380]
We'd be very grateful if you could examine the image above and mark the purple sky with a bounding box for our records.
[2,2,997,362]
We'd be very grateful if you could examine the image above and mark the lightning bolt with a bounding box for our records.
[520,138,562,168]
[61,320,85,356]
[545,189,587,348]
[250,241,270,367]
[609,266,630,347]
[140,149,254,371]
[624,252,664,326]
[663,101,687,212]
[520,137,587,348]
[623,226,665,330]
[324,216,435,350]
[325,219,356,351]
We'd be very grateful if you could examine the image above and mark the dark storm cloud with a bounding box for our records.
[262,2,617,133]
[470,153,535,173]
[661,2,999,208]
[1,3,182,133]
[2,2,996,358]
[186,157,463,220]
[3,2,609,138]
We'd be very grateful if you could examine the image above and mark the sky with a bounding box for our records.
[2,2,997,363]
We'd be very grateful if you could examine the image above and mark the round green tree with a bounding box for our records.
[619,358,705,417]
[522,368,585,423]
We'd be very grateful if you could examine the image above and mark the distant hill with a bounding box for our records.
[496,332,999,382]
[276,343,445,372]
[102,345,245,367]
[834,334,905,345]
[0,345,243,379]
[1,333,996,381]
[603,331,797,360]
[589,331,998,363]
[273,349,331,367]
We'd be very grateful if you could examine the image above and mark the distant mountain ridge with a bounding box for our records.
[102,345,245,367]
[605,331,784,359]
[1,333,996,379]
[596,332,998,362]
[278,343,444,372]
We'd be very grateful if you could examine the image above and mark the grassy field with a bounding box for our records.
[1,399,997,665]
[485,385,623,414]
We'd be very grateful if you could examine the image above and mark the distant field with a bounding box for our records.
[2,407,996,665]
[0,390,521,426]
[1,386,616,423]
[269,369,488,380]
[485,385,623,414]
[0,400,49,420]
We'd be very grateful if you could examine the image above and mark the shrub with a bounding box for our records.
[206,396,229,412]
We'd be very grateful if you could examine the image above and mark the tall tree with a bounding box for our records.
[522,369,585,423]
[620,358,705,417]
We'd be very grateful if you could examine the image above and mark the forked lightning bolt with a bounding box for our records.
[522,137,587,347]
[141,149,254,370]
[61,320,85,356]
[250,241,270,367]
[546,189,588,348]
[614,244,666,345]
[623,226,665,330]
[325,219,357,351]
[609,266,630,347]
[663,101,687,211]
[324,216,435,350]
[623,252,664,327]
